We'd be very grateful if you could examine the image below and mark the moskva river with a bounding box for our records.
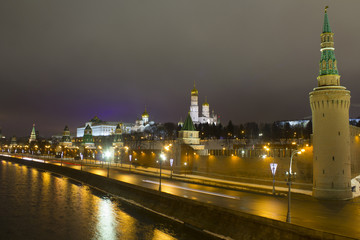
[0,160,212,240]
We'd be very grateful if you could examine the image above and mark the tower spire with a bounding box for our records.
[318,6,339,85]
[323,6,332,33]
[29,123,36,143]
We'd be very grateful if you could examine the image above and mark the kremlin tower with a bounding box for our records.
[29,124,36,143]
[309,7,352,199]
[60,125,72,147]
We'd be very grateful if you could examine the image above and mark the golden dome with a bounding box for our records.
[202,96,209,106]
[191,82,198,96]
[142,106,149,118]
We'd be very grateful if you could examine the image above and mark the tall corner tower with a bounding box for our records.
[309,6,352,199]
[190,83,199,123]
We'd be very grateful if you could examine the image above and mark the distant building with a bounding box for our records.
[131,107,155,132]
[77,116,131,137]
[189,83,218,125]
[178,112,204,150]
[60,125,72,147]
[113,123,124,148]
[83,125,95,148]
[29,124,36,143]
[77,111,155,137]
[10,136,17,148]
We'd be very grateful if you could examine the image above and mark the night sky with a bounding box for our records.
[1,1,360,137]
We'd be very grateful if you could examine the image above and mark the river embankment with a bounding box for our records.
[0,155,356,240]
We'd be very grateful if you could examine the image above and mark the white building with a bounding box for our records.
[189,84,218,125]
[77,110,154,137]
[77,116,132,137]
[131,107,155,132]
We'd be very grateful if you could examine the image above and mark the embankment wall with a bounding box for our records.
[1,156,355,240]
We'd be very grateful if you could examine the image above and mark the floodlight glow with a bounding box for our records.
[104,151,111,158]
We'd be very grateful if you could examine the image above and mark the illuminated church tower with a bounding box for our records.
[29,124,36,143]
[309,7,352,199]
[142,106,149,125]
[202,97,210,118]
[189,83,199,123]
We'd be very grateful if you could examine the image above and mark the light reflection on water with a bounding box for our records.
[0,160,210,240]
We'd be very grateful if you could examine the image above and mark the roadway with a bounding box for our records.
[7,155,360,239]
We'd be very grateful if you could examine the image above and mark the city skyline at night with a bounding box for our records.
[1,1,360,137]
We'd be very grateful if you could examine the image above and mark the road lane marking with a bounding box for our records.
[142,180,239,199]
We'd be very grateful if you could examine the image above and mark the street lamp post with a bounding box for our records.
[80,153,83,171]
[159,152,166,191]
[271,159,277,195]
[129,154,132,172]
[104,151,111,178]
[263,146,277,195]
[170,158,174,179]
[184,162,187,176]
[286,148,304,223]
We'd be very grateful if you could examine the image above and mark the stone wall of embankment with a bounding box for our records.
[1,156,355,240]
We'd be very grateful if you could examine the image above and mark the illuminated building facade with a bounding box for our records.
[189,84,218,125]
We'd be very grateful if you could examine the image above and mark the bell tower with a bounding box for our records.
[189,82,199,123]
[309,7,352,199]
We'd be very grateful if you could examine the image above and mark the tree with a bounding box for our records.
[245,122,259,139]
[261,123,272,141]
[226,120,234,138]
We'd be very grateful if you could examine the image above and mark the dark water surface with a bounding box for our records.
[0,160,213,240]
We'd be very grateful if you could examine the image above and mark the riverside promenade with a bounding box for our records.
[1,153,359,240]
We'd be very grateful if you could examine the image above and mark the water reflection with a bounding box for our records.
[0,160,208,240]
[95,199,117,240]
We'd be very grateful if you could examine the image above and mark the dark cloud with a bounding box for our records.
[0,0,359,137]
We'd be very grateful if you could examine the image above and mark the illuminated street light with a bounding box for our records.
[264,145,277,195]
[286,148,305,223]
[170,158,174,179]
[129,154,132,172]
[159,152,166,191]
[184,162,188,176]
[104,150,111,178]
